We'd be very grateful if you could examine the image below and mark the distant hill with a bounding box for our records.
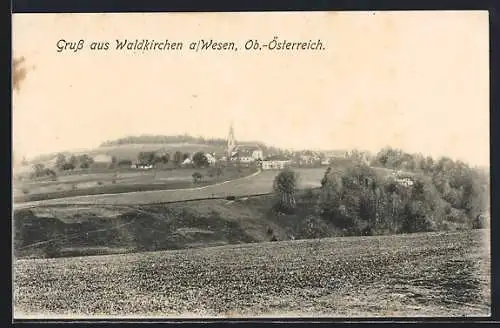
[26,134,268,165]
[26,134,354,166]
[100,134,268,149]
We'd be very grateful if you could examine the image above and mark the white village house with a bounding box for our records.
[321,158,331,166]
[392,171,415,187]
[181,157,193,166]
[204,152,217,165]
[261,155,292,170]
[132,163,154,169]
[229,145,264,163]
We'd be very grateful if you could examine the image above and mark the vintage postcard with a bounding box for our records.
[12,11,490,319]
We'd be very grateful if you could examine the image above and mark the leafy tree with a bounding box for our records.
[423,156,434,172]
[138,151,156,165]
[273,168,299,213]
[68,155,78,168]
[55,153,66,170]
[399,201,433,233]
[158,153,170,164]
[192,152,209,168]
[78,154,94,169]
[62,162,75,170]
[33,163,45,177]
[319,169,348,227]
[321,167,332,187]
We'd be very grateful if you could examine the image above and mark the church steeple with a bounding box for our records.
[227,121,236,158]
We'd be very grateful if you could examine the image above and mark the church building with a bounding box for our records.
[226,122,263,163]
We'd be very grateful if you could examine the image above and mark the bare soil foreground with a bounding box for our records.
[14,229,490,318]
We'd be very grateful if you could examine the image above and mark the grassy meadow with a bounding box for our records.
[14,166,258,203]
[14,167,327,207]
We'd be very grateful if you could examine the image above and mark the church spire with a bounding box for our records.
[227,121,236,158]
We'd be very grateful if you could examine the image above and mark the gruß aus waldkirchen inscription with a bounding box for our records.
[56,37,326,53]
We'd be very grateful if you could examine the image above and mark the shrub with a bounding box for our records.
[192,172,203,183]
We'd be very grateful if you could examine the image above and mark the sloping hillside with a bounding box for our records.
[14,176,482,261]
[13,190,334,259]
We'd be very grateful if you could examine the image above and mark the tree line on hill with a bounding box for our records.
[55,153,96,170]
[27,154,97,179]
[99,134,295,157]
[100,134,230,147]
[273,149,489,237]
[99,134,271,150]
[133,151,189,167]
[27,150,215,179]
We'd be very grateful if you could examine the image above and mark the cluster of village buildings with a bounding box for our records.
[87,144,332,171]
[16,125,377,174]
[133,144,318,171]
[15,146,337,176]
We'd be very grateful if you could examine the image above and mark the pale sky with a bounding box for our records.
[12,11,489,166]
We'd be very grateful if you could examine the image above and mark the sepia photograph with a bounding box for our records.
[12,11,490,319]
